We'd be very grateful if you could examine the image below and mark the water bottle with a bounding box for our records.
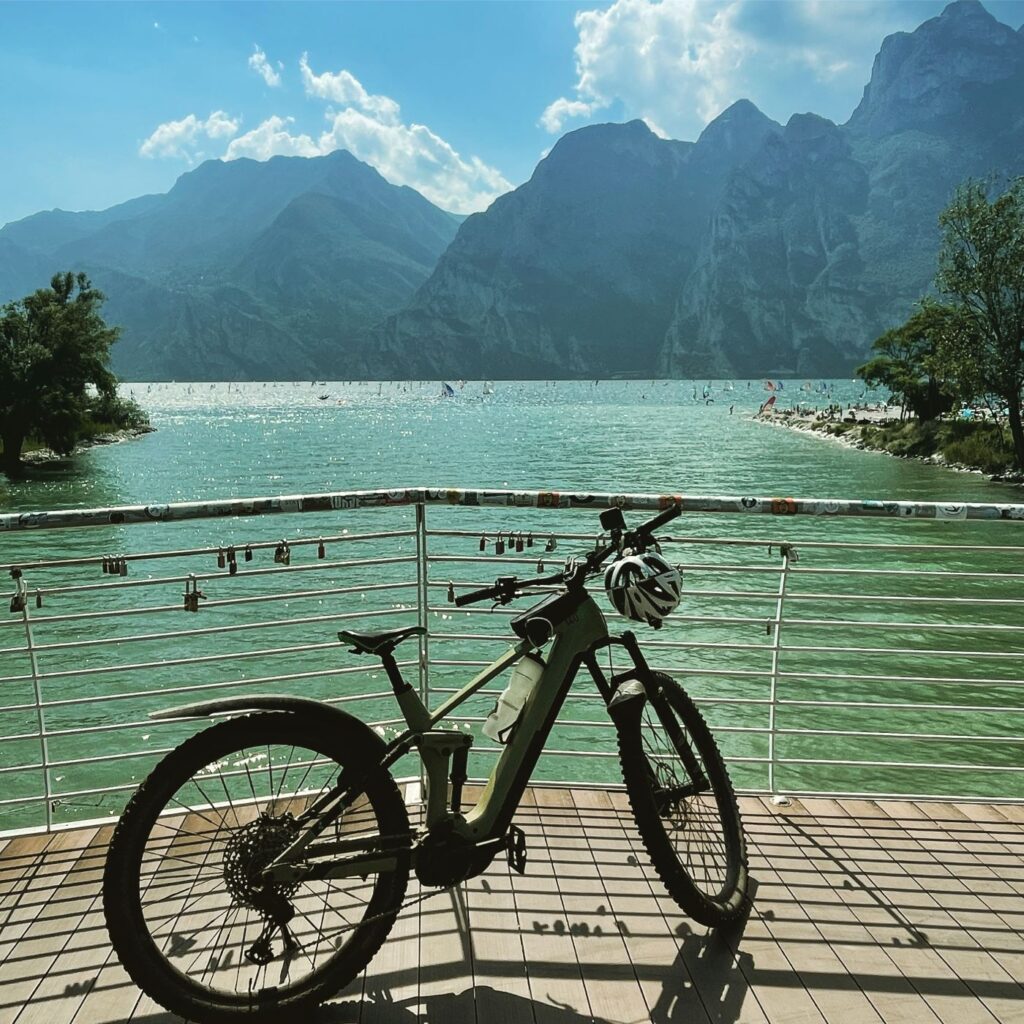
[483,652,546,744]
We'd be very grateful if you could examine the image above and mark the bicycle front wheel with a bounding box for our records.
[616,672,748,926]
[104,711,410,1023]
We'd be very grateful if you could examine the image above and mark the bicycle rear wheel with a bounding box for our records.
[616,672,748,925]
[104,711,410,1023]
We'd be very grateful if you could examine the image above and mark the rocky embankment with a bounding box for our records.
[22,425,155,466]
[755,408,1024,485]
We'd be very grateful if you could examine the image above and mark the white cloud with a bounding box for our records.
[254,56,511,213]
[224,116,318,160]
[540,97,598,134]
[541,0,752,139]
[139,110,241,162]
[315,107,511,213]
[249,45,283,88]
[541,0,933,139]
[140,56,512,212]
[299,54,400,124]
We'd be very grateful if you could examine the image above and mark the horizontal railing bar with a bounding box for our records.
[424,686,773,707]
[774,756,1024,772]
[768,787,1024,804]
[3,580,418,630]
[14,554,417,600]
[438,558,1024,580]
[8,691,407,773]
[781,592,1024,606]
[778,617,1024,633]
[792,565,1024,580]
[4,486,1024,537]
[13,603,420,655]
[426,527,1024,555]
[37,661,399,710]
[780,643,1024,659]
[2,529,417,575]
[37,701,411,742]
[776,670,1024,687]
[430,554,784,574]
[424,582,1024,607]
[775,728,1024,743]
[33,612,410,681]
[777,698,1024,713]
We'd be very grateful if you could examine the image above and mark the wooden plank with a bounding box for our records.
[891,800,1024,1023]
[739,798,885,1024]
[512,787,593,1024]
[461,784,535,1024]
[0,829,98,1024]
[360,784,420,1024]
[12,827,113,1024]
[579,787,713,1024]
[767,797,944,1024]
[822,798,1011,1024]
[537,785,647,1023]
[1,792,1022,1024]
[991,803,1024,825]
[415,885,475,1020]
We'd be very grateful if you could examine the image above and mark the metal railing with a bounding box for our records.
[2,486,1023,834]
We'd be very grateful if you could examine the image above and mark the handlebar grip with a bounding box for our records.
[454,584,501,607]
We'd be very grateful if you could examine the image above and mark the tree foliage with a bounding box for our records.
[858,177,1024,470]
[856,303,956,421]
[0,272,131,476]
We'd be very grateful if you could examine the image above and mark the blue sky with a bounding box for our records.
[3,0,1024,226]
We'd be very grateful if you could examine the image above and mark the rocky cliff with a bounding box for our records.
[4,0,1021,380]
[371,0,1024,378]
[0,151,459,380]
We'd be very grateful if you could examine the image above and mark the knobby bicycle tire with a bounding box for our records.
[616,672,748,926]
[103,711,410,1023]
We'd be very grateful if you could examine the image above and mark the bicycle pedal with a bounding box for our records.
[506,825,527,875]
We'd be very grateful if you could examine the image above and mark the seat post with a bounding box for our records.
[382,650,432,733]
[380,651,411,695]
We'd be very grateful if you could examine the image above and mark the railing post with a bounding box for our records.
[415,502,430,711]
[14,572,54,831]
[415,502,431,797]
[767,543,796,802]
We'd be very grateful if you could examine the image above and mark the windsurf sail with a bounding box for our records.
[762,380,776,392]
[441,382,456,398]
[759,395,777,414]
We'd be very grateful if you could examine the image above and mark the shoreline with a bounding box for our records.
[753,410,1024,487]
[21,425,156,466]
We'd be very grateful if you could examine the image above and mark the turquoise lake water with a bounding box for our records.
[1,380,1022,829]
[3,378,1023,511]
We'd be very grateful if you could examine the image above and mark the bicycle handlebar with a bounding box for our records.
[451,502,681,608]
[453,584,500,608]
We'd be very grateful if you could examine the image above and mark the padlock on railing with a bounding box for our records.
[183,575,206,613]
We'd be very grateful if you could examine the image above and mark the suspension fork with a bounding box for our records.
[592,632,708,792]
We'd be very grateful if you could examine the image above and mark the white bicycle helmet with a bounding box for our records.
[604,551,682,626]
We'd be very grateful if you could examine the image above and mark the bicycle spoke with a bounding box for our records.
[133,733,401,1001]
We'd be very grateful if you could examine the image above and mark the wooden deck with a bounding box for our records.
[0,788,1022,1024]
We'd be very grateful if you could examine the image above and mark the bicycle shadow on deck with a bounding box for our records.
[130,902,756,1024]
[321,891,755,1024]
[337,916,755,1023]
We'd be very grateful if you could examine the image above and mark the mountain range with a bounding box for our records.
[2,0,1023,380]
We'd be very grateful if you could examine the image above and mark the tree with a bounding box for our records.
[857,302,957,421]
[933,178,1024,469]
[0,272,121,477]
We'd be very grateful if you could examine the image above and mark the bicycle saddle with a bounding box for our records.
[337,625,426,656]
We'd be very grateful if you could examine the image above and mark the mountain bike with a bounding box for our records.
[103,502,749,1022]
